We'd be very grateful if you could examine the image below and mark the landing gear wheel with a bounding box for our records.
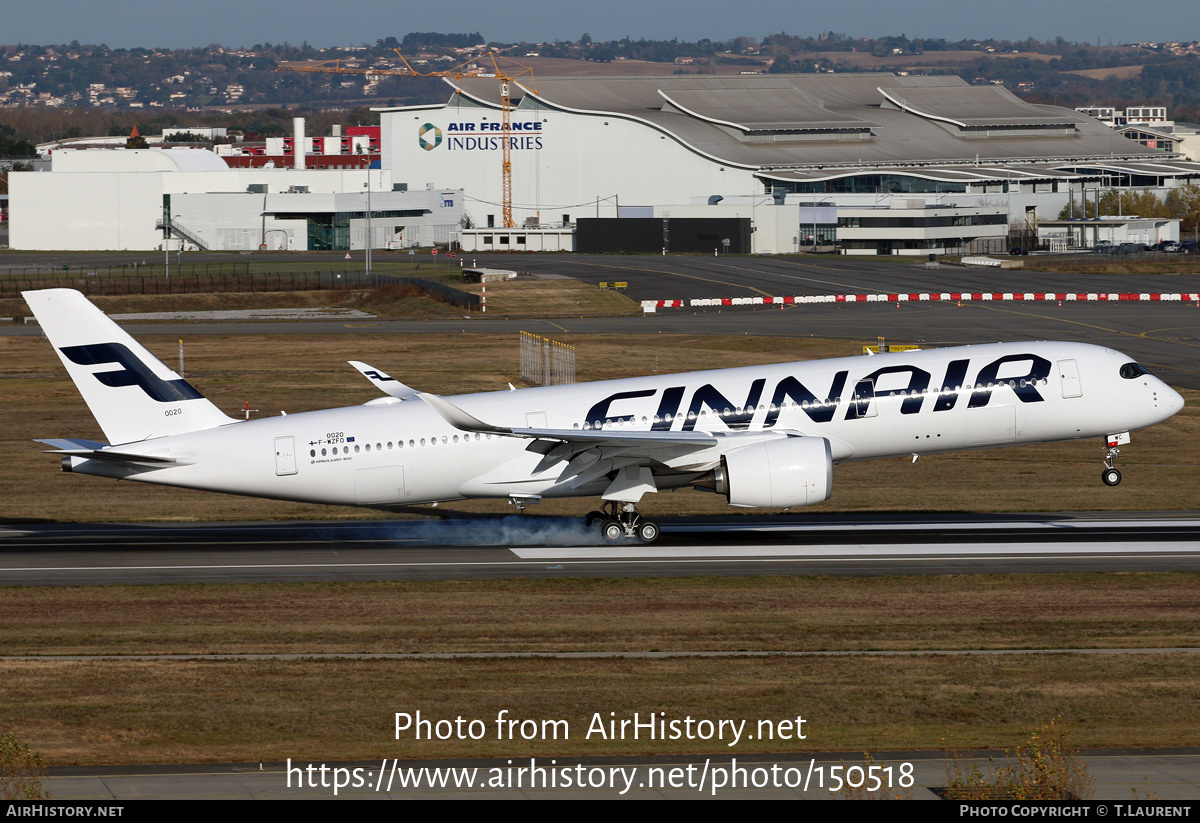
[1102,467,1122,486]
[636,520,661,544]
[600,519,625,542]
[584,510,605,527]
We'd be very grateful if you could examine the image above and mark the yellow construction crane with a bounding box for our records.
[277,50,535,228]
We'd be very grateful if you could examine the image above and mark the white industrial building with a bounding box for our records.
[1037,216,1179,251]
[10,119,463,252]
[379,74,1200,254]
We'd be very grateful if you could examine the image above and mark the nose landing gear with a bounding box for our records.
[1102,443,1123,486]
[589,501,660,543]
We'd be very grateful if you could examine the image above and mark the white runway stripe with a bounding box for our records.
[511,541,1198,559]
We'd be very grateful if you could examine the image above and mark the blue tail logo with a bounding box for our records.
[60,343,204,403]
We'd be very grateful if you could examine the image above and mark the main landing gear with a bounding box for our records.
[585,501,661,544]
[1102,445,1122,487]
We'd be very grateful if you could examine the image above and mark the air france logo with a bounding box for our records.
[443,121,545,151]
[60,343,204,403]
[418,123,443,151]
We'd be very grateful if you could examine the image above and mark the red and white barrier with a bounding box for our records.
[642,292,1200,311]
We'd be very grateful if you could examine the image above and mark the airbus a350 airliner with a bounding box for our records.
[25,288,1184,543]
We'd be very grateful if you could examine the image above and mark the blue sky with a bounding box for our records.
[7,0,1199,49]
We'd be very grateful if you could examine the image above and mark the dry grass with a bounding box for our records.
[0,288,469,321]
[1,280,638,322]
[1064,65,1144,80]
[1,654,1196,764]
[457,279,639,317]
[1028,259,1200,275]
[1,332,1196,522]
[2,573,1196,765]
[943,716,1093,800]
[343,284,466,319]
[1,574,1195,656]
[0,290,349,319]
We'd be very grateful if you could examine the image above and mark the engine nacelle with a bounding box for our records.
[716,436,833,508]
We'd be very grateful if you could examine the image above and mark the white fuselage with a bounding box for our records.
[67,341,1184,508]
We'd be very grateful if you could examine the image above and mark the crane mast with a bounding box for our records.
[277,51,535,228]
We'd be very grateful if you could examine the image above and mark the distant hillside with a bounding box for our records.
[1,32,1199,140]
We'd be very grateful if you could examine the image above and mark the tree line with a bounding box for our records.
[1057,183,1200,230]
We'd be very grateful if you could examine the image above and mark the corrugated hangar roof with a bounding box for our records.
[876,84,1076,128]
[442,74,1173,172]
[657,88,874,133]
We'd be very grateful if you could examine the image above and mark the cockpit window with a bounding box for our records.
[1119,362,1150,379]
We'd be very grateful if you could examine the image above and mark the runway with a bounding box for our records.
[2,512,1198,585]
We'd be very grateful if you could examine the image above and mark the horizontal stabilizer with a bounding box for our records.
[36,438,181,465]
[35,437,108,452]
[348,361,420,400]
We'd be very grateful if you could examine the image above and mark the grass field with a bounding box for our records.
[2,574,1198,763]
[0,280,640,324]
[1064,65,1145,80]
[4,575,1196,656]
[5,655,1197,764]
[1029,258,1200,275]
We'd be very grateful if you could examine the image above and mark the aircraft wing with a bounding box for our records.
[349,361,420,400]
[417,392,802,498]
[418,392,723,449]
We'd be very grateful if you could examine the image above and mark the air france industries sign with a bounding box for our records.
[420,121,545,152]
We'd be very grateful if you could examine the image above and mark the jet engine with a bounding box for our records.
[703,436,833,508]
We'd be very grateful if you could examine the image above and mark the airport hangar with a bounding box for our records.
[9,73,1200,254]
[379,73,1200,255]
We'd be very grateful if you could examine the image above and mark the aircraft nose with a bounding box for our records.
[1156,381,1185,421]
[1164,385,1185,417]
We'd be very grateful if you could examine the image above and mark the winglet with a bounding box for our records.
[417,393,512,435]
[348,361,420,400]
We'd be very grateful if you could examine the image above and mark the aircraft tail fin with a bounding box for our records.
[23,289,236,445]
